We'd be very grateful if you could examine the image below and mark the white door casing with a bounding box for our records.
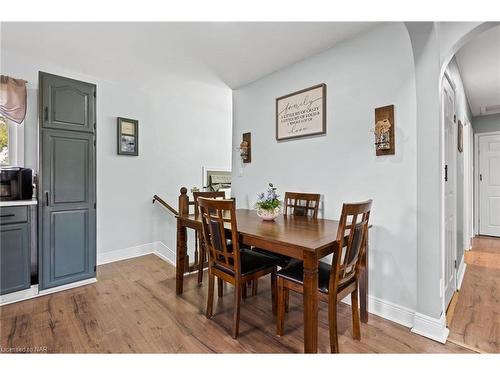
[442,76,457,308]
[479,133,500,237]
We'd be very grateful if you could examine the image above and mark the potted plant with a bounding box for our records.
[255,183,282,221]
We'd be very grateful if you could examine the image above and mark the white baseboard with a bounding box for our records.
[457,256,467,290]
[97,241,175,266]
[411,312,449,343]
[341,294,415,328]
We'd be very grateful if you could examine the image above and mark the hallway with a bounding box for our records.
[448,236,500,352]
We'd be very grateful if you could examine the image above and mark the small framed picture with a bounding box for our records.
[117,117,138,156]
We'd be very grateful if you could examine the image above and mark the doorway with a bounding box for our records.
[477,132,500,237]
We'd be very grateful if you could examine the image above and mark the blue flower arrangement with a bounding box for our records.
[255,183,282,210]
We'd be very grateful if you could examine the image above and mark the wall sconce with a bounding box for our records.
[240,132,251,163]
[373,105,395,156]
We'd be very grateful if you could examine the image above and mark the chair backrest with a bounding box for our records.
[330,200,372,291]
[193,191,226,214]
[198,197,241,275]
[284,192,321,218]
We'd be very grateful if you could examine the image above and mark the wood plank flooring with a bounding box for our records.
[448,236,500,353]
[1,255,472,353]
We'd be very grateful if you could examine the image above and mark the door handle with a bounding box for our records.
[0,214,15,218]
[444,165,448,182]
[44,107,48,121]
[45,191,49,206]
[480,174,483,182]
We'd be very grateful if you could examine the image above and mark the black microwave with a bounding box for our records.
[0,167,34,201]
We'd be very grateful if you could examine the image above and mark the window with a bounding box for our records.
[0,115,23,167]
[0,115,9,165]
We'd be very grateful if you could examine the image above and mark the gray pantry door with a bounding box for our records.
[39,72,96,290]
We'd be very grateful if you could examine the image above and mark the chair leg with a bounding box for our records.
[276,277,286,336]
[206,272,214,318]
[217,278,224,298]
[242,282,248,299]
[197,234,205,284]
[351,286,361,340]
[328,299,339,353]
[284,288,290,313]
[252,279,258,296]
[271,267,277,315]
[232,280,242,339]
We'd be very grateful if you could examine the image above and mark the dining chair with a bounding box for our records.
[193,191,226,284]
[283,192,321,218]
[198,197,279,339]
[276,200,372,353]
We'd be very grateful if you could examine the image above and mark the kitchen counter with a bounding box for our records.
[0,199,38,207]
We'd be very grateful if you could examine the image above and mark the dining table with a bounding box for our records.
[175,208,370,353]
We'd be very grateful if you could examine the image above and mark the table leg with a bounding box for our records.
[176,218,187,295]
[303,252,319,353]
[359,229,369,323]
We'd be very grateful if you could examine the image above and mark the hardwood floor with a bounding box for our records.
[448,236,500,353]
[0,255,472,353]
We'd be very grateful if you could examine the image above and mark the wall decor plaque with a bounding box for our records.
[117,117,139,156]
[374,105,395,156]
[276,83,326,141]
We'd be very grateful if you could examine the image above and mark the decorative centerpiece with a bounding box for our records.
[255,183,282,221]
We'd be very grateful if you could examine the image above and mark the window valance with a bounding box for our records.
[0,75,27,124]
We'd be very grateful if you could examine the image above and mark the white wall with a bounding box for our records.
[0,48,232,258]
[473,113,500,134]
[232,23,417,312]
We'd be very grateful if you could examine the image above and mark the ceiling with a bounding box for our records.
[455,25,500,116]
[1,22,378,89]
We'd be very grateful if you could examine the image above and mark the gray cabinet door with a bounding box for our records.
[40,72,95,134]
[39,73,96,290]
[1,223,30,295]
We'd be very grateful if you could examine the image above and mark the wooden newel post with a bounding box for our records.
[178,187,189,217]
[176,186,190,295]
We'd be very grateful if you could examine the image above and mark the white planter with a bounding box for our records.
[256,207,281,221]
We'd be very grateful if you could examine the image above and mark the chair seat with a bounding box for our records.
[277,261,353,293]
[252,247,293,267]
[214,248,278,276]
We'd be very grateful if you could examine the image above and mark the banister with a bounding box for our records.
[152,194,179,216]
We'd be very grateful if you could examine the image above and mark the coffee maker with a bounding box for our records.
[0,167,34,201]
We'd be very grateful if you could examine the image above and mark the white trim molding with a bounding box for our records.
[411,312,449,343]
[97,241,175,266]
[341,294,415,329]
[457,255,467,290]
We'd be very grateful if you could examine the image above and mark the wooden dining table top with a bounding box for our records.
[181,208,341,253]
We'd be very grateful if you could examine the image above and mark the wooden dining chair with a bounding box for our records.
[283,192,321,218]
[198,197,279,339]
[193,191,226,284]
[276,200,372,353]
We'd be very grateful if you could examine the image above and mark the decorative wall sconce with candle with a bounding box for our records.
[373,104,395,156]
[240,132,251,163]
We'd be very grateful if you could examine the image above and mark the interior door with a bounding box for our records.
[443,77,457,308]
[479,133,500,237]
[39,72,96,290]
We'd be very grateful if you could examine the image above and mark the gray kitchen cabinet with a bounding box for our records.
[39,72,96,290]
[0,207,31,295]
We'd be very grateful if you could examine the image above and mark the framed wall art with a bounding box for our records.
[276,83,326,141]
[117,117,139,156]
